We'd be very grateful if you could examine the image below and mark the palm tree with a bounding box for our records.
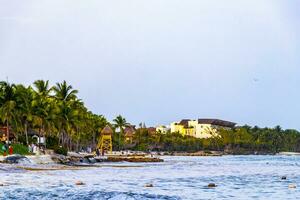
[32,80,53,146]
[15,85,34,145]
[0,81,16,143]
[113,115,129,150]
[0,79,113,152]
[33,80,52,97]
[53,81,78,148]
[53,80,78,102]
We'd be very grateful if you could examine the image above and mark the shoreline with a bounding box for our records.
[1,153,299,172]
[1,149,298,161]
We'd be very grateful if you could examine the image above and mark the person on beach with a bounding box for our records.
[28,144,32,153]
[96,148,100,157]
[2,142,7,156]
[32,143,37,154]
[8,145,13,155]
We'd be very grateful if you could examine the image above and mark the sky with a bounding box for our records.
[0,1,300,129]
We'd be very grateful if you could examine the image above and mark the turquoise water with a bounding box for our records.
[1,156,300,199]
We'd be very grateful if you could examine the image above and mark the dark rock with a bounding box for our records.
[3,154,30,164]
[289,184,297,189]
[87,157,97,164]
[51,154,71,165]
[75,181,85,185]
[79,157,97,164]
[52,153,98,166]
[144,183,153,187]
[208,183,217,188]
[281,176,287,180]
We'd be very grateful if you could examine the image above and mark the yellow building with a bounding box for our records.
[170,119,196,137]
[170,119,236,138]
[170,119,189,135]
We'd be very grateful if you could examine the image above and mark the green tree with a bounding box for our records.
[53,81,78,149]
[0,81,17,143]
[113,115,129,150]
[32,80,53,146]
[15,85,34,145]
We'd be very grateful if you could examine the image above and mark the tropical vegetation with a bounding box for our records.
[1,80,300,155]
[123,125,300,154]
[0,80,108,152]
[113,115,129,150]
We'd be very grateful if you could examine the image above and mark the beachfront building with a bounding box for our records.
[0,126,15,142]
[170,119,236,138]
[124,126,136,143]
[170,119,197,137]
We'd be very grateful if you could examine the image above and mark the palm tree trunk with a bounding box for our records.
[58,131,62,146]
[67,137,70,151]
[38,128,41,148]
[25,121,29,145]
[93,132,96,151]
[119,128,123,151]
[74,127,80,152]
[61,130,65,147]
[63,130,67,148]
[69,137,72,151]
[119,132,120,151]
[77,138,79,152]
[6,120,9,143]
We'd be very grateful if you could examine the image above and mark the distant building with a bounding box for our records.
[124,126,136,143]
[28,129,46,145]
[170,119,195,137]
[170,119,236,138]
[156,125,170,134]
[0,126,15,142]
[147,127,157,135]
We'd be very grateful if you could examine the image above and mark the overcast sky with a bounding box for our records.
[0,1,299,129]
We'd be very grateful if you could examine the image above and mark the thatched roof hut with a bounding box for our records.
[101,125,113,135]
[124,126,135,137]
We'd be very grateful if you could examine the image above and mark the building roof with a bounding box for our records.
[197,119,236,128]
[178,119,190,127]
[147,127,156,132]
[146,127,157,135]
[124,127,135,133]
[0,126,15,139]
[101,125,113,134]
[124,127,135,137]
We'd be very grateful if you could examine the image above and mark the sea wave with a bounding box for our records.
[1,189,180,200]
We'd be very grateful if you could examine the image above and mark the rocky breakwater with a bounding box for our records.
[51,152,97,166]
[1,154,31,164]
[1,152,164,166]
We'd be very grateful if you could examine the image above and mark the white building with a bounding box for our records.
[156,125,170,134]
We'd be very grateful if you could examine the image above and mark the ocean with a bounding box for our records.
[1,155,300,199]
